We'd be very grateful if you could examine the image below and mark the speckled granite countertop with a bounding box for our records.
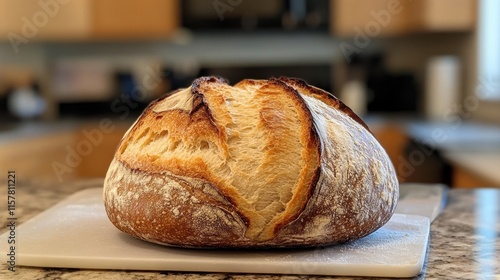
[0,179,499,280]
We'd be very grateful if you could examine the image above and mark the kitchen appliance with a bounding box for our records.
[424,56,460,121]
[50,59,115,102]
[353,53,420,113]
[182,0,329,31]
[366,71,419,113]
[0,184,447,277]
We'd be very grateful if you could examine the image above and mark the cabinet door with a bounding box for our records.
[331,0,476,36]
[412,0,476,32]
[76,124,129,178]
[0,0,179,41]
[452,164,496,188]
[370,125,409,183]
[331,0,413,37]
[0,130,77,182]
[91,0,179,39]
[0,0,91,41]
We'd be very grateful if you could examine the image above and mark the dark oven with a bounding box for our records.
[182,0,329,31]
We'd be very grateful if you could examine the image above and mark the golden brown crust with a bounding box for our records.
[103,76,398,248]
[104,159,249,247]
[276,76,371,132]
[258,79,321,236]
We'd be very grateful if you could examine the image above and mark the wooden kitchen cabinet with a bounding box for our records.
[370,124,409,183]
[410,0,477,32]
[90,0,180,39]
[0,0,179,41]
[452,164,497,188]
[445,151,500,188]
[76,123,129,178]
[331,0,412,37]
[331,0,477,37]
[0,0,91,40]
[0,122,130,182]
[0,130,77,182]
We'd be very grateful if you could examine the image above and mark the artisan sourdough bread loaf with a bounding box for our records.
[103,76,398,248]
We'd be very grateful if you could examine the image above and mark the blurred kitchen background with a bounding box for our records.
[0,0,499,188]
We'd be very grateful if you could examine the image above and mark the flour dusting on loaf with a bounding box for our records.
[103,76,398,248]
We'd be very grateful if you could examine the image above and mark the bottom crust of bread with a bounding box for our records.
[104,157,396,248]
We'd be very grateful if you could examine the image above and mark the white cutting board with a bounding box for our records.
[0,188,430,277]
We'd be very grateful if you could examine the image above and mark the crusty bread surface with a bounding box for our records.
[103,76,398,248]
